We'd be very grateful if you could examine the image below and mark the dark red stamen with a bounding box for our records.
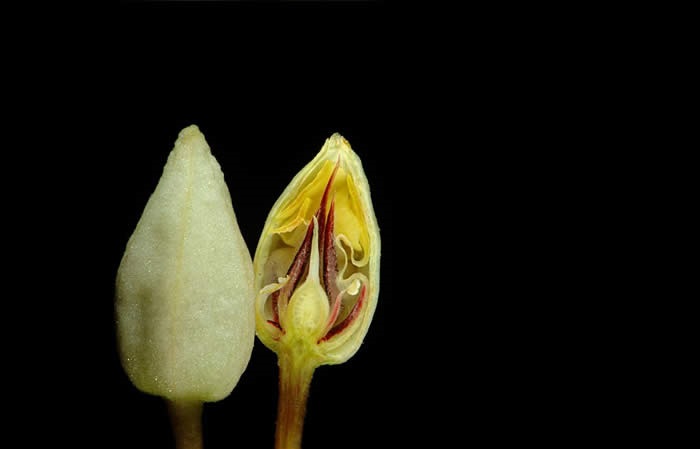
[323,199,340,303]
[270,219,316,328]
[317,161,340,238]
[267,320,282,331]
[323,288,345,338]
[320,284,367,342]
[270,291,280,324]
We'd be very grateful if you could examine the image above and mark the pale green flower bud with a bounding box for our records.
[116,125,255,403]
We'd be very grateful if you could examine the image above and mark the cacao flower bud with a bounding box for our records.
[254,132,380,365]
[116,125,255,402]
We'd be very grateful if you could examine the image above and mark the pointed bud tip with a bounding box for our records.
[174,124,208,152]
[328,132,351,151]
[178,124,202,138]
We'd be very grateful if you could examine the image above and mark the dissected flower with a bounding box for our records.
[253,133,380,448]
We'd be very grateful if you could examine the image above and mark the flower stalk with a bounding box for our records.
[275,351,319,449]
[168,400,204,449]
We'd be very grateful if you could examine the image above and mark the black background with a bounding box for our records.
[16,2,573,448]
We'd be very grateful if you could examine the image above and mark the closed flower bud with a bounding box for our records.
[115,125,255,448]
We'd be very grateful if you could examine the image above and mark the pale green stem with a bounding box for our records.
[167,399,204,449]
[275,351,318,449]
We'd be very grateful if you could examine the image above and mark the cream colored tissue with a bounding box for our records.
[116,125,255,402]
